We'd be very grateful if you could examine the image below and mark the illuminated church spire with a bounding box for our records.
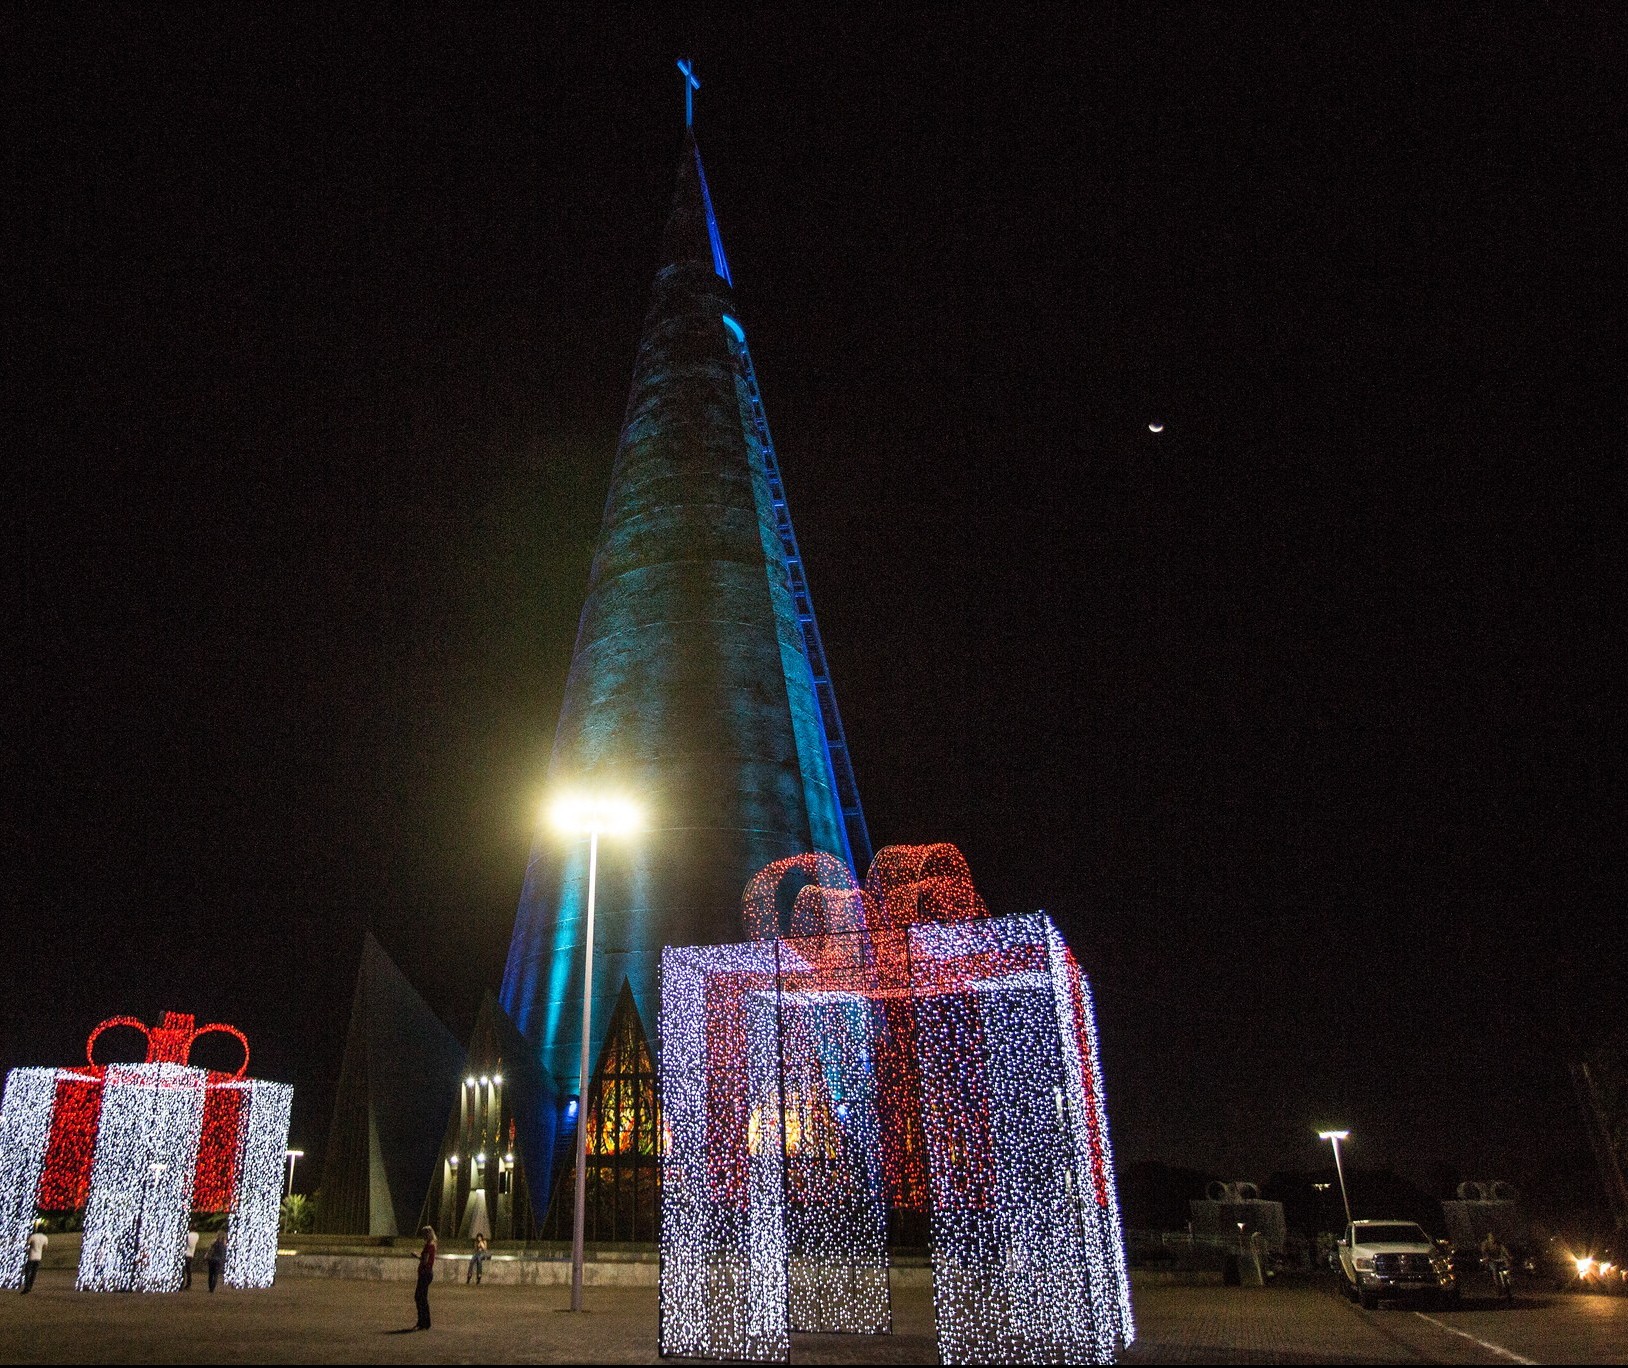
[500,77,870,1124]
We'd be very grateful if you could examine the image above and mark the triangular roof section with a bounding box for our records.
[315,933,464,1235]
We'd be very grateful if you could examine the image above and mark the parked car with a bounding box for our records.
[1337,1220,1459,1309]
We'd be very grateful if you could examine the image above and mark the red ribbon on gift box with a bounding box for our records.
[37,1012,253,1213]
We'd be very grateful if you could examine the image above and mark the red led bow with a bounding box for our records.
[38,1011,253,1213]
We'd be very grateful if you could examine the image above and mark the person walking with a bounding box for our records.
[466,1232,488,1286]
[21,1226,47,1293]
[205,1232,227,1292]
[182,1227,199,1289]
[414,1226,437,1330]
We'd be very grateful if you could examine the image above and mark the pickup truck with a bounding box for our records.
[1337,1220,1458,1309]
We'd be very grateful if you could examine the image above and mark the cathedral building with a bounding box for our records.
[321,105,869,1242]
[497,121,870,1238]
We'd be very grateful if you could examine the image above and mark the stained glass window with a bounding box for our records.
[542,982,661,1244]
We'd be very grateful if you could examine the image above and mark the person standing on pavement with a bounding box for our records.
[414,1226,437,1330]
[182,1227,199,1289]
[21,1226,47,1293]
[205,1232,228,1292]
[466,1232,488,1285]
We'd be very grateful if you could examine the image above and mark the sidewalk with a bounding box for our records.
[5,1266,1622,1363]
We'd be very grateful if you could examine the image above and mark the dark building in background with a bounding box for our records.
[421,993,547,1242]
[498,128,870,1228]
[315,935,465,1236]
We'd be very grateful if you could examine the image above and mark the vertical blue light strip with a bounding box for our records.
[692,143,733,286]
[722,312,872,874]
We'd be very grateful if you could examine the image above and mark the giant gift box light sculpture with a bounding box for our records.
[658,844,1134,1364]
[0,1012,292,1292]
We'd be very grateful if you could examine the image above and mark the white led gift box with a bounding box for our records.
[0,1012,292,1292]
[657,845,1133,1365]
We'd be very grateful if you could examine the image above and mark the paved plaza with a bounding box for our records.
[2,1270,1626,1363]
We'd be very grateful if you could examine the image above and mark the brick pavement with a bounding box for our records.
[1125,1283,1497,1365]
[2,1267,1624,1363]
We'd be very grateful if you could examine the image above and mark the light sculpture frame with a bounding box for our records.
[0,1012,293,1293]
[77,1062,208,1292]
[657,845,1133,1365]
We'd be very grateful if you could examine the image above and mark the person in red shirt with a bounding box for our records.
[414,1226,437,1330]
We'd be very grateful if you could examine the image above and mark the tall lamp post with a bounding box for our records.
[284,1149,304,1198]
[549,793,640,1313]
[1318,1130,1353,1225]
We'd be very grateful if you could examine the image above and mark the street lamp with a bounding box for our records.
[1317,1130,1353,1225]
[549,792,640,1313]
[284,1149,304,1197]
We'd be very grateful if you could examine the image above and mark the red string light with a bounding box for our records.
[661,842,1134,1363]
[36,1075,101,1211]
[740,851,872,940]
[32,1013,258,1215]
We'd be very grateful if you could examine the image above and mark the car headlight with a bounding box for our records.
[1353,1256,1374,1271]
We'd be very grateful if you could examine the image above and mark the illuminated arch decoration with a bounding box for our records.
[658,844,1133,1365]
[738,851,873,941]
[0,1012,292,1292]
[864,841,988,930]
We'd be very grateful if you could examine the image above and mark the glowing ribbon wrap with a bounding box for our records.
[657,845,1133,1365]
[0,1012,293,1292]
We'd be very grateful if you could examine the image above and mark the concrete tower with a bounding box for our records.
[500,122,869,1132]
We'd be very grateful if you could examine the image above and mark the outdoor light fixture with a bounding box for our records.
[547,793,641,836]
[492,1074,503,1086]
[1317,1129,1354,1225]
[547,790,642,1312]
[284,1147,304,1197]
[479,1075,490,1087]
[465,1076,476,1088]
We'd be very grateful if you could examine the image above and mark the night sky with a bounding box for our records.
[6,10,1618,1202]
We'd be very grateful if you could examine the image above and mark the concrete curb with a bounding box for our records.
[276,1254,942,1289]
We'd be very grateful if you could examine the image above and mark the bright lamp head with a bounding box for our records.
[1317,1130,1350,1141]
[548,793,641,836]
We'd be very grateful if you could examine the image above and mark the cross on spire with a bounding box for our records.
[676,58,700,128]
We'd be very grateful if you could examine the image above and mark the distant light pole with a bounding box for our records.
[1312,1180,1332,1231]
[1318,1130,1353,1225]
[549,793,640,1313]
[284,1149,304,1197]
